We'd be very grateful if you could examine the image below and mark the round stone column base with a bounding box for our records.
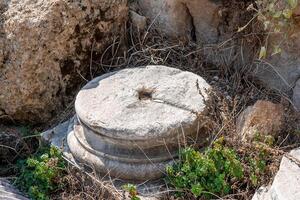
[67,118,174,181]
[67,65,211,181]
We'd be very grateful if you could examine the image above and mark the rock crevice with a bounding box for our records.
[136,0,221,44]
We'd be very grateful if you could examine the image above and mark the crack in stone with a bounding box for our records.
[151,97,198,115]
[285,153,300,168]
[183,1,197,42]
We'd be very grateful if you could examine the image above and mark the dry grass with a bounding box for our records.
[52,166,122,200]
[0,125,39,176]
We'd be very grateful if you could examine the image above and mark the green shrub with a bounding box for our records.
[248,135,272,186]
[15,146,67,200]
[166,138,243,198]
[122,184,141,200]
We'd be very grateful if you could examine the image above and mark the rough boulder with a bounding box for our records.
[236,100,284,141]
[0,0,128,123]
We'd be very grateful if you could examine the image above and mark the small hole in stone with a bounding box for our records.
[137,87,154,100]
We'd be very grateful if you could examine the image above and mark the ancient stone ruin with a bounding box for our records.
[44,65,211,181]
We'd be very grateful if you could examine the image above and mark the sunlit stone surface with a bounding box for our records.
[67,65,211,180]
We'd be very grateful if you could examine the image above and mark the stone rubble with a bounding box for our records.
[133,0,300,108]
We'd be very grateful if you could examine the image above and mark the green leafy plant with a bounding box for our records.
[122,184,141,200]
[247,134,273,186]
[239,0,299,58]
[256,0,298,58]
[248,145,268,186]
[254,132,275,146]
[15,146,67,200]
[166,138,243,199]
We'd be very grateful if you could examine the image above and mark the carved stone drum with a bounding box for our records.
[67,65,210,180]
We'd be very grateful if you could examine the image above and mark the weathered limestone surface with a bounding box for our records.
[136,0,192,40]
[252,187,272,200]
[42,118,73,149]
[0,179,29,200]
[236,100,284,141]
[252,148,300,200]
[136,0,221,44]
[68,65,211,180]
[75,65,210,140]
[0,0,128,123]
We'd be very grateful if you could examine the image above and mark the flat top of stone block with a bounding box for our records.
[75,65,210,140]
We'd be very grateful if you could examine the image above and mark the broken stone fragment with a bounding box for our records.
[68,65,211,180]
[236,100,284,142]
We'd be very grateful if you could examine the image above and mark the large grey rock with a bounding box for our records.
[0,0,128,123]
[68,65,211,181]
[254,19,300,93]
[254,50,300,93]
[252,149,300,200]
